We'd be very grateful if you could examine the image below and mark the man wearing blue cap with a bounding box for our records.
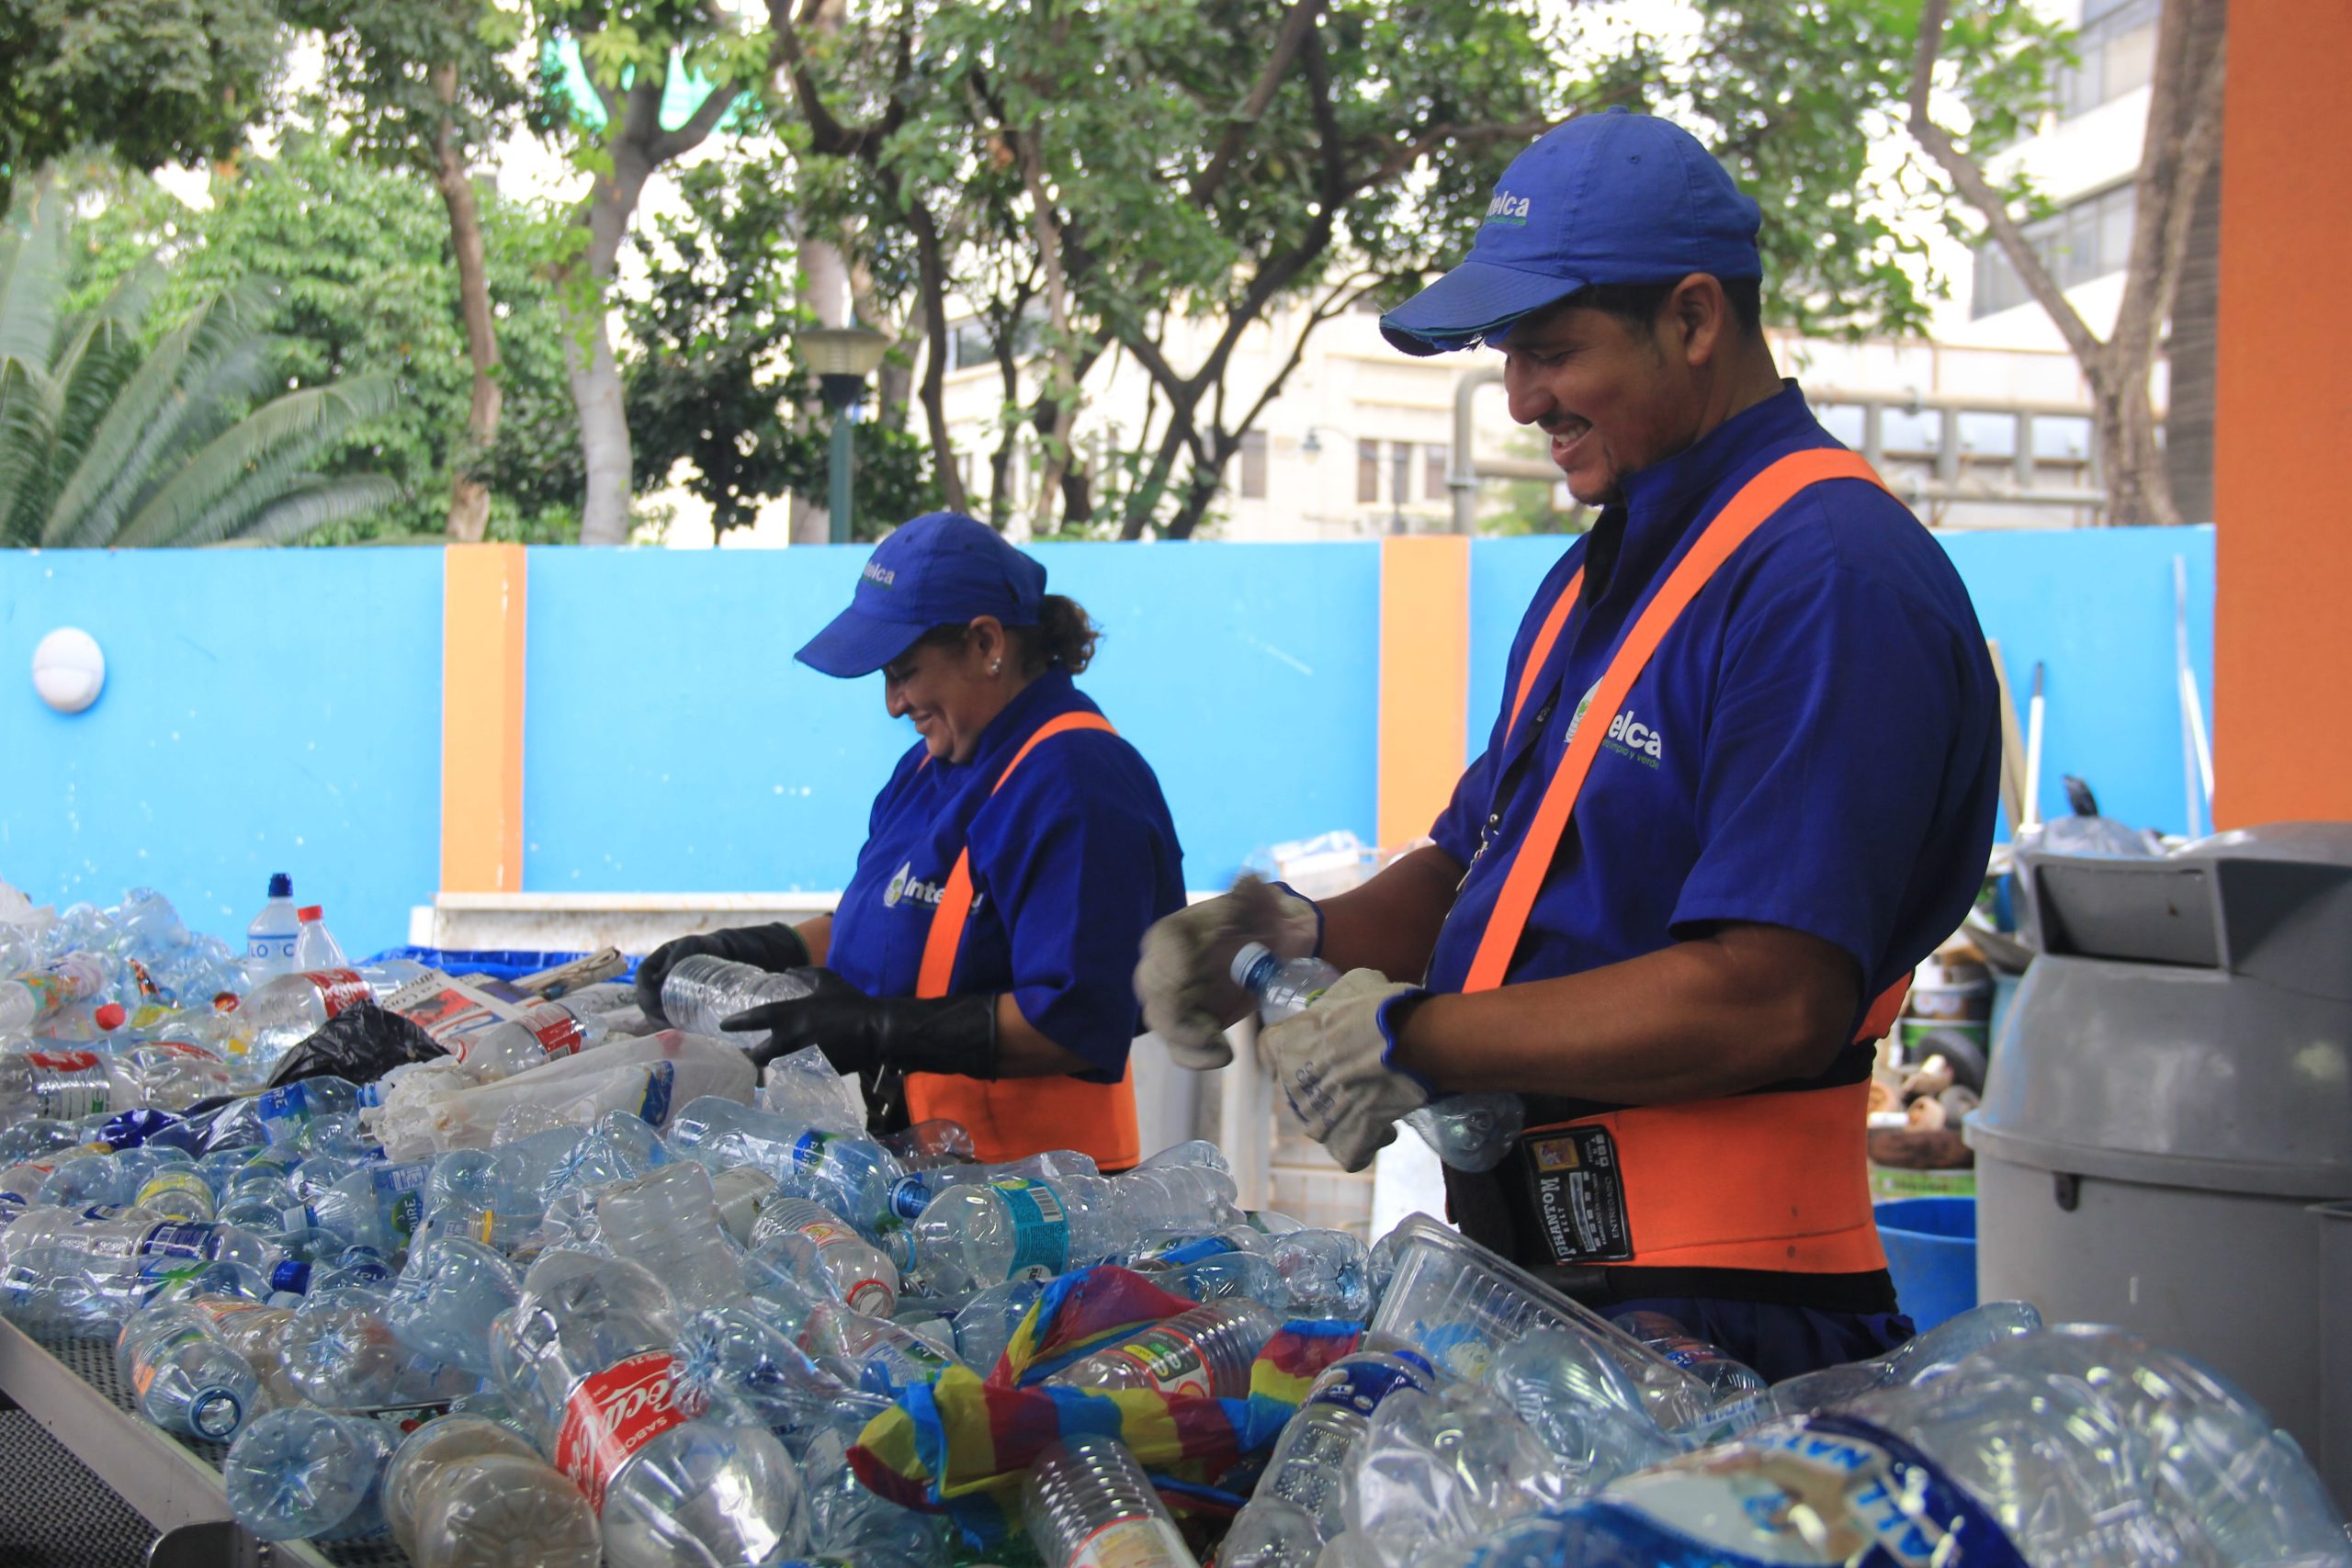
[639,512,1184,1168]
[1140,110,2000,1376]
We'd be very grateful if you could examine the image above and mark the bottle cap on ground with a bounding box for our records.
[298,906,322,921]
[268,874,292,898]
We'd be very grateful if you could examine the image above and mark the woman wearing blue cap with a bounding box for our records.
[635,512,1184,1169]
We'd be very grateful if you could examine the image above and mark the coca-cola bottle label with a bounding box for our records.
[554,1351,693,1515]
[301,969,372,1019]
[533,1011,586,1058]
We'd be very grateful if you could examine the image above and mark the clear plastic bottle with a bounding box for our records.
[1047,1300,1282,1399]
[223,1406,396,1540]
[881,1148,1099,1233]
[1438,1325,2352,1568]
[750,1196,899,1315]
[593,1160,748,1308]
[292,906,347,970]
[0,952,114,1037]
[116,1039,232,1110]
[135,1166,218,1223]
[0,1046,133,1121]
[294,1159,432,1256]
[880,1119,976,1168]
[1022,1433,1196,1568]
[281,1293,412,1409]
[384,1237,522,1377]
[489,1248,808,1568]
[115,1302,261,1439]
[905,1172,1114,1293]
[244,874,300,987]
[709,1163,780,1246]
[662,953,823,1038]
[383,1415,602,1568]
[799,1297,963,1395]
[1233,942,1524,1172]
[1221,1348,1438,1568]
[451,1001,611,1082]
[234,963,431,1070]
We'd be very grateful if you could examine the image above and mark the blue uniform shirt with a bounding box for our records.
[1425,384,1998,1058]
[827,668,1184,1077]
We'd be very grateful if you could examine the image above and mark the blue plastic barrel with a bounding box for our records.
[1875,1195,1977,1332]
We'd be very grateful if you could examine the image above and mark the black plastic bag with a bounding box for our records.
[266,1002,445,1089]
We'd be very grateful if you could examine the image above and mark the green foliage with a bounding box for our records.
[0,0,285,208]
[64,129,579,542]
[624,151,936,539]
[0,174,399,547]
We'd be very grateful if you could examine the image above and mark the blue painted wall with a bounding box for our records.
[521,540,1383,894]
[0,525,2216,957]
[0,548,444,958]
[1460,525,2217,839]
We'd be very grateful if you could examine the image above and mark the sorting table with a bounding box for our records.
[0,1315,412,1568]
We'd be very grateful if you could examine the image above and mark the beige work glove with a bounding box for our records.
[1135,874,1321,1069]
[1259,967,1432,1173]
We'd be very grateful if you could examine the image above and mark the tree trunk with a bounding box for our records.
[430,65,500,544]
[907,199,970,514]
[563,298,635,546]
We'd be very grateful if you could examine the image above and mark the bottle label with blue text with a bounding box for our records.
[1588,1414,2030,1566]
[991,1177,1070,1279]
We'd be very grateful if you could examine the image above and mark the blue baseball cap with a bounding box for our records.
[795,512,1046,678]
[1381,108,1762,357]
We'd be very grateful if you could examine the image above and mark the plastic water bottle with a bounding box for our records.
[880,1148,1099,1234]
[1222,1348,1439,1568]
[1610,1310,1767,1404]
[223,1406,396,1540]
[295,1160,431,1255]
[950,1277,1051,1370]
[670,1299,863,1450]
[383,1415,602,1568]
[244,874,300,987]
[1022,1433,1195,1568]
[880,1118,976,1168]
[904,1172,1113,1292]
[661,953,823,1038]
[1430,1325,2352,1568]
[594,1160,749,1308]
[384,1237,521,1377]
[1232,942,1524,1171]
[1047,1299,1282,1398]
[0,952,114,1037]
[451,1000,611,1082]
[234,962,431,1068]
[0,1048,135,1121]
[750,1196,899,1314]
[489,1248,809,1566]
[1709,1299,2045,1437]
[115,1302,262,1439]
[759,1043,871,1133]
[709,1163,781,1245]
[279,1292,414,1409]
[292,906,346,969]
[115,1039,232,1110]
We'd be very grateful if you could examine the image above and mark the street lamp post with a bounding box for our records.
[797,325,892,544]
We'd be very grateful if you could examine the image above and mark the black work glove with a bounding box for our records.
[635,922,812,1025]
[720,978,999,1082]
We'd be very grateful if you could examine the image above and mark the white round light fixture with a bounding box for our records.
[31,627,106,714]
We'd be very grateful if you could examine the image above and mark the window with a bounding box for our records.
[1971,182,2137,318]
[1425,444,1449,502]
[1238,430,1268,500]
[943,300,1048,374]
[2057,0,2158,119]
[1358,439,1382,504]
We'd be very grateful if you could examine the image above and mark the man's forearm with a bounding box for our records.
[1315,844,1464,982]
[1387,922,1861,1106]
[796,914,832,967]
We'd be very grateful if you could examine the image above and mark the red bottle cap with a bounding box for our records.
[94,1003,127,1031]
[298,906,323,922]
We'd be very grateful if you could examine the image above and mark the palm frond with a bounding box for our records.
[115,373,400,547]
[42,310,215,547]
[214,474,403,547]
[0,173,66,373]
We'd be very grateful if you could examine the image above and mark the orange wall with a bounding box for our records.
[1378,535,1472,847]
[439,545,528,892]
[2211,1,2352,826]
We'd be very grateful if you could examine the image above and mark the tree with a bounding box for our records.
[66,130,581,543]
[625,149,935,539]
[536,1,763,545]
[290,0,547,540]
[776,0,2054,540]
[0,175,398,547]
[0,0,285,207]
[1909,0,2225,527]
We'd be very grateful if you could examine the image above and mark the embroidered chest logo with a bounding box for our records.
[1602,707,1664,767]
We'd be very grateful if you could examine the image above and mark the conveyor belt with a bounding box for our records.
[0,1316,413,1567]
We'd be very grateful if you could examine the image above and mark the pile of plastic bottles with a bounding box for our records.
[0,878,2347,1568]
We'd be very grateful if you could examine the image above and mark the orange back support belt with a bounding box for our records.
[1463,448,1901,1274]
[904,711,1141,1168]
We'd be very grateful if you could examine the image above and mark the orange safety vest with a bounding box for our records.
[899,711,1143,1171]
[1463,447,1907,1277]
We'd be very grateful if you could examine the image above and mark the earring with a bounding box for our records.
[990,660,1001,674]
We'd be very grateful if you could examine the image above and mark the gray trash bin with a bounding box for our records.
[1969,821,2352,1508]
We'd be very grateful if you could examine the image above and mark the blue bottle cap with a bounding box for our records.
[267,874,292,898]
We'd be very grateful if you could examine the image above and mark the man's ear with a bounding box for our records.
[1668,272,1730,367]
